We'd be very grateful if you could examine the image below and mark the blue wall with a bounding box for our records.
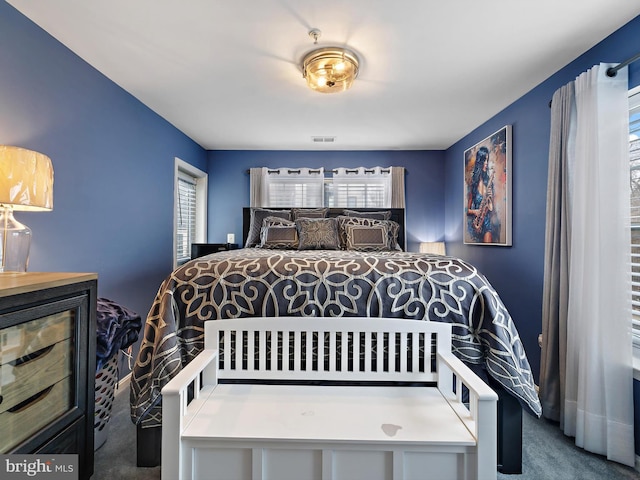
[0,2,207,362]
[444,14,640,455]
[207,150,446,253]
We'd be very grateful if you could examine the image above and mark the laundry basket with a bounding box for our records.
[94,352,119,450]
[94,298,142,450]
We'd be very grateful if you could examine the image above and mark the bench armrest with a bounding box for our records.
[161,349,218,480]
[438,351,498,480]
[437,351,498,401]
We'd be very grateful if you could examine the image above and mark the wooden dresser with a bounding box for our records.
[0,272,97,480]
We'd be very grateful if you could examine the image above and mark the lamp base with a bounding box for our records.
[0,207,31,273]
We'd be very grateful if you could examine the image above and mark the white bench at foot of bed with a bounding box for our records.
[161,317,498,480]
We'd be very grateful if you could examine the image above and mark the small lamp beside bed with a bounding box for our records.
[419,241,446,255]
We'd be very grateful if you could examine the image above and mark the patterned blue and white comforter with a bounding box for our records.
[130,248,542,427]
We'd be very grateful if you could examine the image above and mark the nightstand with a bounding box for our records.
[191,243,239,259]
[0,272,97,480]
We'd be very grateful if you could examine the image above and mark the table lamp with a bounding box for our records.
[419,242,446,256]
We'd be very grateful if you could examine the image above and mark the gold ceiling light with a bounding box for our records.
[302,29,359,94]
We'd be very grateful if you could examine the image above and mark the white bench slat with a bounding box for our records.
[236,330,243,371]
[247,329,255,372]
[223,329,232,372]
[293,330,301,373]
[411,331,419,374]
[400,331,407,373]
[388,331,396,373]
[376,331,384,374]
[363,331,371,373]
[305,330,312,373]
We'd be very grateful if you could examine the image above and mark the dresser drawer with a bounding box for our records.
[0,377,72,452]
[1,310,72,365]
[1,338,73,412]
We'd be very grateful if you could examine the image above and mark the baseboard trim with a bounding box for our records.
[117,373,131,391]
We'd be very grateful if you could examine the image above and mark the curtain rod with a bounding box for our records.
[245,168,398,174]
[606,51,640,77]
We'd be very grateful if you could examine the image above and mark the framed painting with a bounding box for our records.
[463,125,512,246]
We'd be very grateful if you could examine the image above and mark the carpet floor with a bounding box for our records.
[92,380,639,479]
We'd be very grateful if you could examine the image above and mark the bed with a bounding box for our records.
[130,207,541,472]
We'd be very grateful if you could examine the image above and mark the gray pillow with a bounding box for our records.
[342,209,391,221]
[337,216,401,251]
[291,207,329,220]
[295,218,340,250]
[262,216,295,227]
[344,224,390,251]
[245,208,291,247]
[260,225,299,249]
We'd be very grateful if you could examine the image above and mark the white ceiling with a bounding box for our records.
[7,0,640,150]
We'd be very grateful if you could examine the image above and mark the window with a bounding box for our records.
[255,166,401,208]
[629,86,640,344]
[327,167,391,208]
[262,168,324,207]
[174,159,207,267]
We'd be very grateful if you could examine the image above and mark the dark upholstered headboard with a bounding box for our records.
[242,208,406,250]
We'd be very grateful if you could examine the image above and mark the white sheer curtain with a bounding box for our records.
[260,167,324,207]
[543,63,633,466]
[249,166,405,208]
[564,64,633,465]
[332,166,393,208]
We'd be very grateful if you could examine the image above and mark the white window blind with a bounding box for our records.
[176,172,197,265]
[629,88,640,342]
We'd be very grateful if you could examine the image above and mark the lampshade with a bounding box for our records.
[302,47,359,94]
[419,242,446,256]
[0,145,53,211]
[0,145,54,272]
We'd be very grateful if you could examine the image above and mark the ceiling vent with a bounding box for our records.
[311,136,336,143]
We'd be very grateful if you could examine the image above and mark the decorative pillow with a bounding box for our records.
[262,216,295,227]
[260,225,299,249]
[342,209,392,221]
[344,224,390,251]
[337,216,402,251]
[291,207,329,220]
[385,220,402,251]
[295,218,340,250]
[245,208,291,247]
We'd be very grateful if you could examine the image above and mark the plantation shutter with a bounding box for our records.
[176,172,197,264]
[629,90,640,340]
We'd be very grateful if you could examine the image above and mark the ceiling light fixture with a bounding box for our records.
[302,29,359,94]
